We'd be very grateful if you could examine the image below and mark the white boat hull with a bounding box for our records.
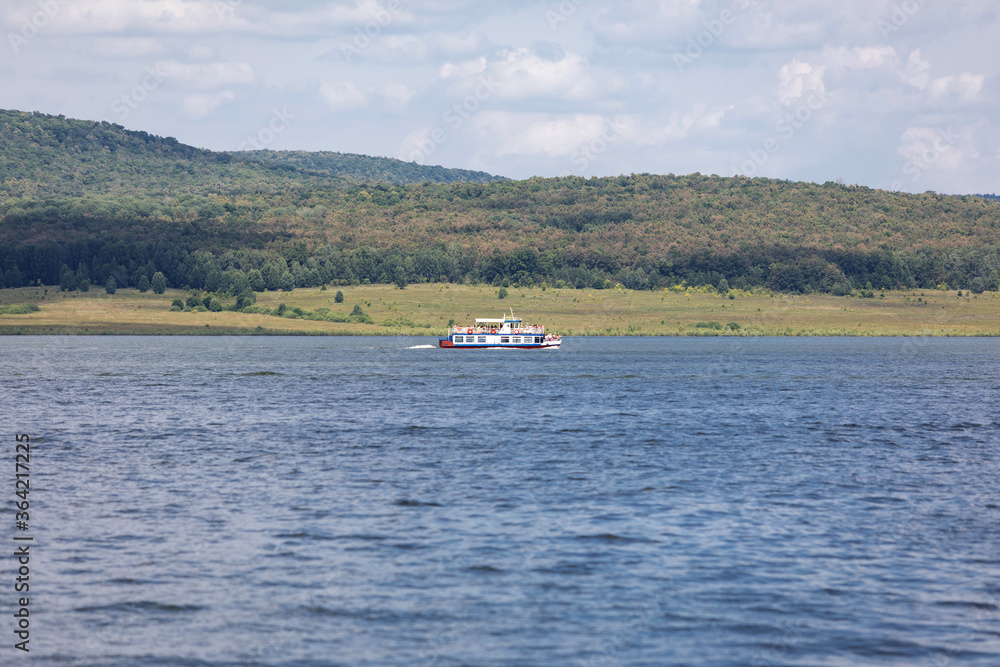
[439,334,561,350]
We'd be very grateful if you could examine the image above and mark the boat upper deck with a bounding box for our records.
[452,317,545,335]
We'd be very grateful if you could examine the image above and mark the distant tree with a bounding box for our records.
[262,264,282,291]
[348,304,372,323]
[247,269,265,292]
[4,268,23,289]
[235,292,255,310]
[498,287,508,299]
[334,290,344,303]
[137,274,150,292]
[204,270,222,292]
[58,264,75,291]
[151,271,167,294]
[207,297,223,312]
[227,269,251,296]
[105,277,117,294]
[79,278,90,292]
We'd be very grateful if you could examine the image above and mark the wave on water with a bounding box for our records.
[406,345,437,349]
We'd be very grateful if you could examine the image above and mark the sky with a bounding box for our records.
[1,0,998,194]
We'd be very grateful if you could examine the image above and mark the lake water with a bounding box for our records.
[3,335,1000,666]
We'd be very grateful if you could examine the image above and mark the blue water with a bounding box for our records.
[3,336,1000,666]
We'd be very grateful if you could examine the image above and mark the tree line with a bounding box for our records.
[3,238,999,295]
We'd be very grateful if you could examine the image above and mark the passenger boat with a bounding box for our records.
[439,309,562,349]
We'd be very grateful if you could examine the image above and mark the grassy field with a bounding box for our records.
[1,283,999,336]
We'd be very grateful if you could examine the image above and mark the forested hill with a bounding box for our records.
[2,109,1000,295]
[0,109,498,200]
[236,150,500,186]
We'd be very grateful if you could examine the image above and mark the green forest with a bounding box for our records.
[2,108,1000,296]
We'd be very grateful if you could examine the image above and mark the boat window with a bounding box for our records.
[501,337,510,343]
[478,336,486,343]
[512,337,520,344]
[455,336,464,343]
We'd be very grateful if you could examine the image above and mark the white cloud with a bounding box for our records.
[91,37,164,58]
[186,45,216,61]
[2,0,417,37]
[900,50,984,102]
[439,57,486,80]
[824,45,897,71]
[591,0,704,42]
[777,59,826,105]
[380,83,416,110]
[640,105,729,144]
[375,35,429,61]
[490,113,611,157]
[487,48,594,101]
[399,126,441,163]
[37,0,242,34]
[181,90,235,118]
[155,61,255,89]
[927,73,984,101]
[427,31,490,57]
[479,103,726,159]
[897,126,971,174]
[901,50,932,90]
[319,82,368,111]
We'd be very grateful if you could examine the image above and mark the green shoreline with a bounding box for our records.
[1,283,999,337]
[4,331,1000,338]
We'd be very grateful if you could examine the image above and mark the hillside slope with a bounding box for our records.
[0,109,498,201]
[1,110,999,295]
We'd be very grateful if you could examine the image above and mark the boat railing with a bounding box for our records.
[452,325,547,335]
